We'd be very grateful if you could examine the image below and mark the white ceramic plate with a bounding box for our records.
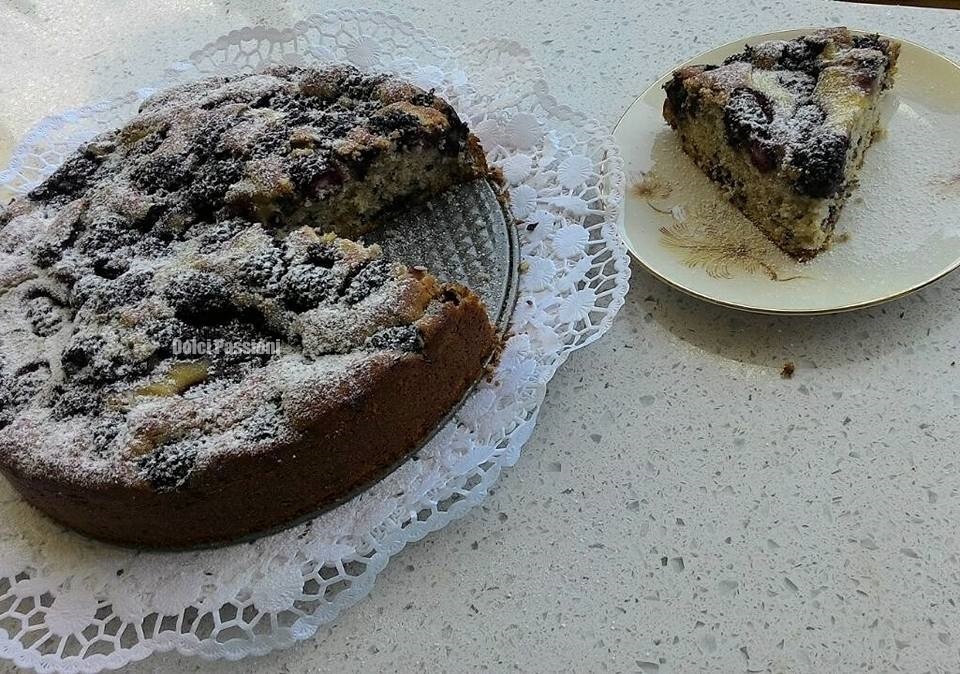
[614,29,960,315]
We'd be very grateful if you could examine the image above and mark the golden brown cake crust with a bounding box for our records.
[0,65,500,548]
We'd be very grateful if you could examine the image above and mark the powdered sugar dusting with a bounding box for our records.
[698,61,752,94]
[0,65,482,489]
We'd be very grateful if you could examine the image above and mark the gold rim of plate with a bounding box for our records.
[614,28,960,316]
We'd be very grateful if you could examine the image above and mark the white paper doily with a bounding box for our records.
[0,10,629,673]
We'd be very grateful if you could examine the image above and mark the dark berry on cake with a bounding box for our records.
[137,439,200,491]
[790,129,850,198]
[23,289,67,336]
[280,264,336,311]
[365,325,424,353]
[340,258,392,305]
[27,153,103,204]
[163,271,234,324]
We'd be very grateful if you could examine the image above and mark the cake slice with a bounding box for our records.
[662,28,900,259]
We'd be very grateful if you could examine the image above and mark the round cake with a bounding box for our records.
[0,64,500,548]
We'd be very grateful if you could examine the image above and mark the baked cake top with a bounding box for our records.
[0,65,483,490]
[20,63,472,229]
[664,28,899,198]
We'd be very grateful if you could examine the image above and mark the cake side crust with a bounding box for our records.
[1,282,496,548]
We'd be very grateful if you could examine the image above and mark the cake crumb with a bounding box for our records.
[630,171,672,199]
[780,361,795,379]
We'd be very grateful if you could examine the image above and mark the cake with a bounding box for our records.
[0,64,499,548]
[662,28,900,259]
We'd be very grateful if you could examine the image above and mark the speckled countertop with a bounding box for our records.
[2,1,960,672]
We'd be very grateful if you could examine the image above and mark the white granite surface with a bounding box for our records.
[2,0,960,671]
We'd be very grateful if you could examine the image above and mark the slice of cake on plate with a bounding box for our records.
[662,28,900,259]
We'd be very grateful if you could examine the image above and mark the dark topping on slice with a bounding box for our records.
[367,108,420,136]
[441,288,462,305]
[304,242,340,268]
[28,239,64,269]
[12,361,50,404]
[853,33,886,54]
[724,88,774,147]
[187,113,236,160]
[723,88,779,173]
[92,253,131,280]
[844,52,889,92]
[777,36,828,76]
[663,66,717,123]
[60,328,152,387]
[723,34,827,74]
[72,269,154,313]
[51,383,103,419]
[0,385,11,430]
[0,360,53,429]
[185,159,244,219]
[75,213,138,258]
[145,317,198,352]
[246,126,293,160]
[123,122,170,155]
[239,247,287,291]
[288,156,344,196]
[723,44,760,66]
[60,334,104,376]
[89,412,123,456]
[20,206,79,267]
[791,130,850,198]
[60,335,122,383]
[192,218,248,253]
[130,153,193,194]
[748,140,778,173]
[663,73,689,123]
